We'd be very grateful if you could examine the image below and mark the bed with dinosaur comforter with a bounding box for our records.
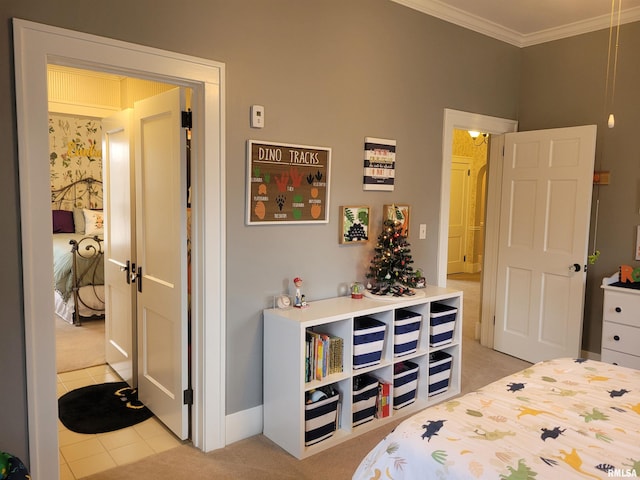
[353,357,640,479]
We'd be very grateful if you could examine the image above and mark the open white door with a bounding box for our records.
[494,125,596,363]
[103,109,136,386]
[448,156,471,274]
[134,88,189,439]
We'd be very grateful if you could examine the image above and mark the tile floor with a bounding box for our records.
[57,364,182,479]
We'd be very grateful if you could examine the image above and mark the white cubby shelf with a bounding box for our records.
[263,285,462,459]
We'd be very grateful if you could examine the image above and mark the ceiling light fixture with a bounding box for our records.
[468,130,488,146]
[604,0,622,129]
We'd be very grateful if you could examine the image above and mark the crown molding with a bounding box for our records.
[391,0,640,47]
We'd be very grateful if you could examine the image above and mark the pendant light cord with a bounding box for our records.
[594,0,622,259]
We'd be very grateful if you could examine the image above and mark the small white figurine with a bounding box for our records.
[293,277,306,307]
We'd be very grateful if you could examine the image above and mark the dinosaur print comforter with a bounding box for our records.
[353,358,640,479]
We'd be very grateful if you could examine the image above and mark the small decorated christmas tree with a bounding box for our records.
[366,205,416,296]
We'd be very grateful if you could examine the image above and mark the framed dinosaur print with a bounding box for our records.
[246,140,331,225]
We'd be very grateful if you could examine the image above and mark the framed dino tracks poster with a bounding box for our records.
[246,140,331,225]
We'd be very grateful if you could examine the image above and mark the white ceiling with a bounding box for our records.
[392,0,640,47]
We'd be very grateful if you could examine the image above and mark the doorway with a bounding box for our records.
[50,62,188,419]
[438,109,518,348]
[447,128,490,340]
[447,132,488,278]
[13,19,226,479]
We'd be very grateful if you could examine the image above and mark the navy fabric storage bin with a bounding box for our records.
[393,360,419,409]
[353,317,386,369]
[429,303,457,347]
[304,388,340,446]
[394,309,421,357]
[352,374,379,426]
[428,351,452,396]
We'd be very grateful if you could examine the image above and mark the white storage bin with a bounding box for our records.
[394,309,421,357]
[393,361,419,409]
[428,351,452,396]
[429,303,457,347]
[304,387,340,446]
[353,317,386,369]
[352,374,379,426]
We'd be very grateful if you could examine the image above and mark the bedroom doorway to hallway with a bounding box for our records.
[439,109,518,343]
[446,129,489,340]
[14,19,226,479]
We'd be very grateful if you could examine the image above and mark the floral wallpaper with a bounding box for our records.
[49,114,103,210]
[452,129,488,270]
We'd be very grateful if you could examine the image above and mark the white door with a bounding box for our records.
[103,109,136,386]
[134,88,189,439]
[494,125,597,363]
[448,157,471,274]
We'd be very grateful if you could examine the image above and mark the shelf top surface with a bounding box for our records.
[264,285,462,324]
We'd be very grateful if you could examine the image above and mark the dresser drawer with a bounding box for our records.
[601,348,640,369]
[601,321,640,354]
[603,290,640,327]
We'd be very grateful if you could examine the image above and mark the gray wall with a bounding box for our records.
[518,23,640,353]
[17,0,640,465]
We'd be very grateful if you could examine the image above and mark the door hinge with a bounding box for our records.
[181,110,192,129]
[467,169,471,176]
[183,388,194,405]
[493,315,496,325]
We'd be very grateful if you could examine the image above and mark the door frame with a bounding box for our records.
[13,19,226,478]
[438,109,518,347]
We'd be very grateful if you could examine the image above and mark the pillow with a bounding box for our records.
[73,208,85,234]
[83,208,104,236]
[52,210,74,233]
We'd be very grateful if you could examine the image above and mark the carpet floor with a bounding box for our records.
[55,315,105,373]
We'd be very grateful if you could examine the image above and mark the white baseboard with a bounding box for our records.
[225,404,264,445]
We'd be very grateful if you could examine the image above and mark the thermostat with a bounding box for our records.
[251,105,264,128]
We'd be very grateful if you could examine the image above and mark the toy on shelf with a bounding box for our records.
[351,282,365,299]
[293,277,308,308]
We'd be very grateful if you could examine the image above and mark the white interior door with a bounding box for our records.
[103,109,136,386]
[494,125,597,363]
[134,88,189,439]
[448,157,471,274]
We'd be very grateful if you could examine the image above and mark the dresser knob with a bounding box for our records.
[615,307,622,313]
[613,335,620,341]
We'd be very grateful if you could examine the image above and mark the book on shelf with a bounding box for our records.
[375,381,392,418]
[305,329,343,382]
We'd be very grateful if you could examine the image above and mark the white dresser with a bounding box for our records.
[601,272,640,369]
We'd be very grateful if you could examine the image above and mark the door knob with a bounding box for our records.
[569,263,581,272]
